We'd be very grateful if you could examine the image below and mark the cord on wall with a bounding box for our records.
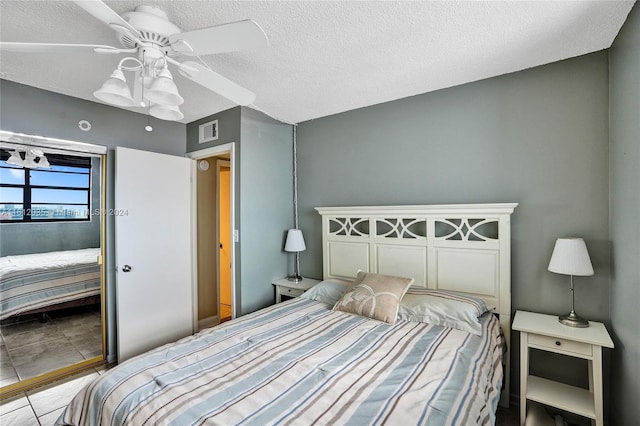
[292,124,299,229]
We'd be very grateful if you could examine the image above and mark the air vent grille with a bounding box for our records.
[118,31,171,49]
[199,120,219,144]
[140,31,170,46]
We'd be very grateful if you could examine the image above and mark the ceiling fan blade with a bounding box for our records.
[177,61,256,106]
[0,42,121,54]
[170,19,268,56]
[72,0,143,43]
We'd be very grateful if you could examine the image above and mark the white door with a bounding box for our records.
[115,147,193,361]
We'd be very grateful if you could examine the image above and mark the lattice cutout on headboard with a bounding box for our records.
[375,218,427,239]
[435,219,498,241]
[329,217,369,236]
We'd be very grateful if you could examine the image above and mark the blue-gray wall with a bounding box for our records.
[187,107,293,316]
[239,108,293,314]
[297,51,611,405]
[0,157,102,257]
[0,79,186,363]
[609,3,640,425]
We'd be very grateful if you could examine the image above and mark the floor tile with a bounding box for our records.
[58,321,101,340]
[10,338,85,380]
[69,333,103,358]
[1,305,104,387]
[0,374,20,387]
[0,404,39,426]
[0,393,29,416]
[38,406,65,426]
[27,370,98,417]
[0,343,18,380]
[1,319,64,349]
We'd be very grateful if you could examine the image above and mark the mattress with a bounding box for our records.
[59,297,504,426]
[0,248,101,320]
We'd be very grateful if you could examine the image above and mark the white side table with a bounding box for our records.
[513,310,614,426]
[272,278,321,303]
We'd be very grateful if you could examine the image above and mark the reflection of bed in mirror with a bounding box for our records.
[1,131,106,389]
[0,248,101,320]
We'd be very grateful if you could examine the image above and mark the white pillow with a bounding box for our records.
[397,289,490,335]
[300,279,353,305]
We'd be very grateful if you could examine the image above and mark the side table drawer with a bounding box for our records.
[529,333,592,357]
[280,287,304,297]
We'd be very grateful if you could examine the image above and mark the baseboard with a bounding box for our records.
[198,315,219,331]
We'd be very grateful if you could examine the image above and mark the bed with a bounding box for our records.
[0,248,101,320]
[58,203,516,425]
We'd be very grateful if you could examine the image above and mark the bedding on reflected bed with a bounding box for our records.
[58,298,504,426]
[0,248,101,320]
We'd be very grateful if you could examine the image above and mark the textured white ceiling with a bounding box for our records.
[0,1,634,124]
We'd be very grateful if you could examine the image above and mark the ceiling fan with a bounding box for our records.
[0,0,269,121]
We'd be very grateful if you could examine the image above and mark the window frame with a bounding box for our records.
[0,152,92,223]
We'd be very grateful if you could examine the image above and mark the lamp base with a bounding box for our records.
[287,274,304,283]
[559,311,589,328]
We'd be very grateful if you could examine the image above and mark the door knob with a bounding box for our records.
[122,265,132,272]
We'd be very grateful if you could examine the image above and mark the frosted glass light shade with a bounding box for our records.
[284,229,306,252]
[548,238,594,276]
[6,151,23,167]
[94,69,135,107]
[22,151,39,169]
[149,104,184,121]
[146,68,184,106]
[37,155,51,169]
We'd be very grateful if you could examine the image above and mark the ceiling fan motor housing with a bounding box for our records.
[120,5,182,49]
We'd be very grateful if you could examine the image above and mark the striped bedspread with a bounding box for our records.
[59,298,504,426]
[0,248,101,320]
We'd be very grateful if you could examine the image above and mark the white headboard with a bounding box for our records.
[315,203,517,407]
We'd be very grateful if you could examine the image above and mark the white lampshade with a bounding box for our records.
[93,69,136,107]
[150,103,184,121]
[548,238,594,276]
[6,150,23,167]
[284,229,306,252]
[146,68,184,106]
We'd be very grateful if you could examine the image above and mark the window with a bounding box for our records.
[0,150,92,222]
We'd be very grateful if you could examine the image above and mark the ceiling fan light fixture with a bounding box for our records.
[6,150,24,167]
[146,68,184,106]
[149,103,184,121]
[23,151,39,169]
[94,68,136,107]
[37,154,51,169]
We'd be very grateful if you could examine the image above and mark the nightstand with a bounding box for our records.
[513,310,614,426]
[272,277,321,303]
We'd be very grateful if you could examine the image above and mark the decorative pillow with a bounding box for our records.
[332,271,414,324]
[300,279,353,305]
[397,289,490,335]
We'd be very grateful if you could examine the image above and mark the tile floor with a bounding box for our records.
[0,364,108,426]
[0,305,102,386]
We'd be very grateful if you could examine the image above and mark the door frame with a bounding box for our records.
[186,143,236,332]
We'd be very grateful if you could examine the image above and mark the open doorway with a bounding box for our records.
[189,144,235,331]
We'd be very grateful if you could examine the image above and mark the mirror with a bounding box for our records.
[0,131,106,393]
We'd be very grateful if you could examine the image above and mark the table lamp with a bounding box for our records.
[548,237,594,328]
[284,229,306,282]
